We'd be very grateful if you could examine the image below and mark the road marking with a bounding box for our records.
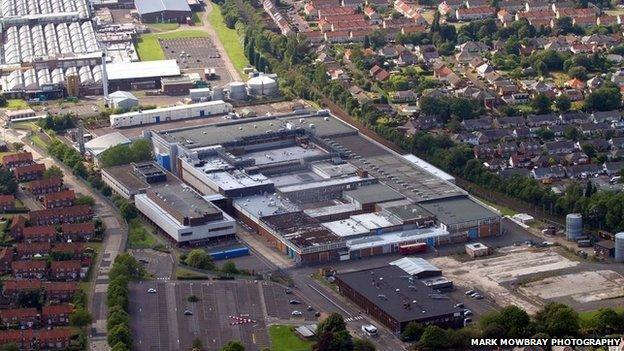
[344,316,364,322]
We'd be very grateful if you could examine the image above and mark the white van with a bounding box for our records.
[361,324,378,337]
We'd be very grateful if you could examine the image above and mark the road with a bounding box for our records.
[2,128,126,351]
[200,3,242,82]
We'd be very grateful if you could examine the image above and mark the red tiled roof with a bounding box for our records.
[52,243,84,253]
[0,247,12,260]
[12,260,46,270]
[2,152,32,166]
[23,226,57,238]
[0,329,34,343]
[27,177,63,190]
[42,304,73,316]
[37,328,73,341]
[13,163,45,177]
[61,222,95,233]
[50,260,81,271]
[43,189,75,203]
[29,205,92,221]
[16,242,51,254]
[0,194,15,204]
[43,281,77,292]
[3,279,42,291]
[9,215,26,230]
[0,308,38,320]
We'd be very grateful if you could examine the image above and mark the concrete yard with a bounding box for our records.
[129,280,320,351]
[519,270,624,303]
[431,246,580,314]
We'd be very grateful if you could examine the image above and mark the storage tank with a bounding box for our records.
[615,232,624,262]
[566,213,583,241]
[247,75,277,96]
[228,81,247,100]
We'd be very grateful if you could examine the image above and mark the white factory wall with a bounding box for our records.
[135,194,236,243]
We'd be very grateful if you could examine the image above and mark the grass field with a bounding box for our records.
[30,134,49,150]
[147,23,180,32]
[207,3,250,74]
[268,325,313,351]
[136,30,209,61]
[127,218,159,249]
[6,99,29,110]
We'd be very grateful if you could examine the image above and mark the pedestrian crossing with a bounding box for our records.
[344,315,364,322]
[156,277,170,281]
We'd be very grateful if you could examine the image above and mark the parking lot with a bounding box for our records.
[129,249,174,280]
[161,37,233,85]
[129,280,320,351]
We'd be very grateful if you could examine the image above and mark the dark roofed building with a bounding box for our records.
[135,0,192,23]
[335,265,463,333]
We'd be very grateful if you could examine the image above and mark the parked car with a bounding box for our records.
[289,300,301,305]
[291,311,302,316]
[285,288,292,294]
[464,290,475,296]
[454,303,464,308]
[463,309,473,316]
[183,309,193,315]
[361,325,378,337]
[147,288,157,293]
[464,318,473,326]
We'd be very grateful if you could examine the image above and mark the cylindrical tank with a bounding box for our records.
[228,81,247,100]
[247,75,277,96]
[566,213,583,241]
[615,232,624,262]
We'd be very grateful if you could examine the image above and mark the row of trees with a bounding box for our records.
[313,313,375,351]
[98,139,153,168]
[38,113,76,131]
[47,139,88,178]
[106,254,146,351]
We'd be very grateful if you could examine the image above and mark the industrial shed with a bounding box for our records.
[105,60,181,91]
[135,0,192,23]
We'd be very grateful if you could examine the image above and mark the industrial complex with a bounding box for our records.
[99,108,504,263]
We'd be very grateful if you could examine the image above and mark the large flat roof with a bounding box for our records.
[344,183,405,205]
[337,266,461,323]
[419,196,500,226]
[135,0,191,14]
[106,60,181,81]
[102,162,179,193]
[149,183,221,219]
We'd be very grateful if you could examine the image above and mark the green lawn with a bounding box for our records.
[579,307,624,329]
[176,266,210,279]
[147,22,180,32]
[6,99,29,110]
[127,218,159,249]
[30,134,49,150]
[137,30,209,61]
[207,3,250,74]
[12,122,39,131]
[268,325,313,351]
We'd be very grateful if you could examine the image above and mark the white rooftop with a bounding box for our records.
[402,154,455,183]
[84,132,131,157]
[106,60,180,81]
[322,212,400,238]
[346,226,449,251]
[109,90,138,101]
[208,171,272,191]
[242,146,325,166]
[389,257,441,276]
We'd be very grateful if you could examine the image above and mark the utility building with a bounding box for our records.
[135,0,192,23]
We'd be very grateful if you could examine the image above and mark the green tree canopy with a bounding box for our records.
[0,167,17,195]
[99,139,153,168]
[585,86,622,111]
[535,302,580,337]
[221,341,245,351]
[185,249,214,270]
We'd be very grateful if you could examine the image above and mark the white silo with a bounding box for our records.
[228,81,247,100]
[615,232,624,262]
[566,213,583,241]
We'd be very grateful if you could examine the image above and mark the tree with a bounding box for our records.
[0,344,19,351]
[0,168,18,195]
[42,165,63,180]
[593,308,623,334]
[353,338,375,351]
[11,142,23,151]
[75,195,96,206]
[535,60,548,76]
[568,66,588,81]
[221,261,239,274]
[498,305,532,338]
[531,93,551,114]
[581,143,597,158]
[107,324,132,348]
[317,313,347,335]
[111,342,129,351]
[99,139,153,168]
[368,29,387,49]
[185,249,214,270]
[418,325,449,349]
[401,321,424,341]
[0,94,7,108]
[554,94,571,112]
[535,302,580,337]
[192,338,203,350]
[363,35,370,49]
[70,308,93,327]
[585,86,622,111]
[221,341,245,351]
[564,126,582,141]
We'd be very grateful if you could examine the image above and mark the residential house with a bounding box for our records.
[476,63,495,77]
[25,177,63,195]
[391,90,417,103]
[567,164,604,178]
[474,144,497,159]
[503,92,530,104]
[610,136,624,149]
[348,86,370,104]
[476,129,512,144]
[324,30,351,43]
[16,242,51,259]
[565,78,585,92]
[342,0,365,8]
[509,154,533,168]
[414,45,439,63]
[465,0,489,7]
[397,50,416,66]
[561,111,590,125]
[513,127,532,139]
[369,65,390,81]
[0,194,15,212]
[2,280,42,300]
[527,113,561,128]
[544,140,576,155]
[579,122,612,137]
[12,260,47,279]
[50,260,82,281]
[41,304,73,326]
[438,0,464,15]
[455,41,489,61]
[531,166,567,180]
[609,149,624,160]
[1,152,33,169]
[0,248,13,275]
[564,152,590,165]
[0,329,34,350]
[42,189,76,209]
[519,139,543,156]
[363,7,380,21]
[0,308,38,328]
[378,45,400,59]
[462,117,493,131]
[524,0,551,11]
[52,243,86,260]
[28,205,93,226]
[456,6,495,20]
[60,222,96,242]
[580,139,611,152]
[596,14,619,26]
[561,88,583,101]
[483,158,508,171]
[547,124,568,137]
[454,132,480,145]
[497,8,513,24]
[37,328,73,350]
[13,163,45,182]
[366,0,389,9]
[497,141,518,157]
[9,215,26,241]
[495,116,526,129]
[23,226,57,243]
[398,116,443,135]
[604,161,624,176]
[499,0,525,12]
[43,282,78,302]
[592,110,621,124]
[611,70,624,86]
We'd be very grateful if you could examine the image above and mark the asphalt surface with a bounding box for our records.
[129,249,175,280]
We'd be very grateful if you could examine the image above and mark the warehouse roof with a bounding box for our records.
[344,183,404,206]
[389,257,441,276]
[106,60,181,81]
[109,90,138,102]
[336,266,461,323]
[419,196,499,226]
[135,0,191,14]
[84,132,131,157]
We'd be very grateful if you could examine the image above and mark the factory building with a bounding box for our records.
[110,100,233,128]
[109,91,138,111]
[135,184,235,245]
[145,110,501,265]
[105,60,182,92]
[134,0,192,23]
[335,266,463,334]
[102,162,179,200]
